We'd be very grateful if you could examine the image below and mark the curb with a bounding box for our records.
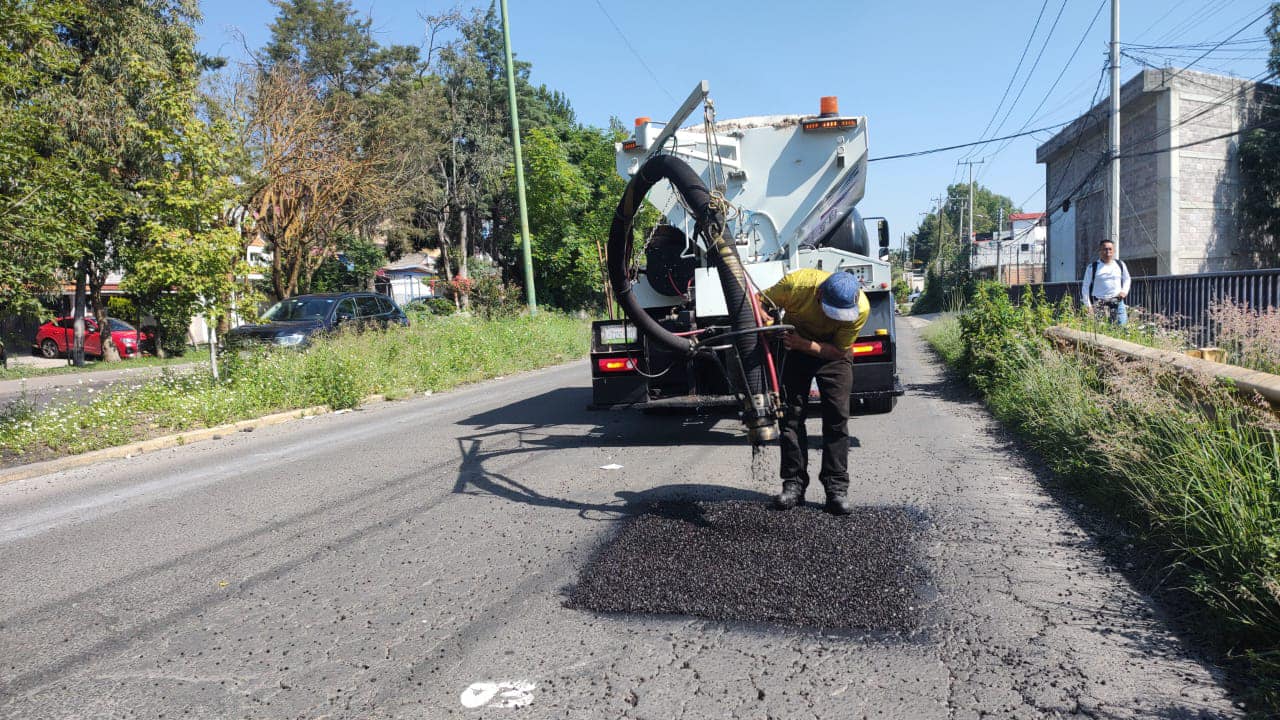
[1046,326,1280,407]
[0,397,391,485]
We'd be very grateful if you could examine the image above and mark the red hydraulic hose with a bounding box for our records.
[746,281,780,396]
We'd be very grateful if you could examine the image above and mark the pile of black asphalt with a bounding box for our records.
[568,500,928,633]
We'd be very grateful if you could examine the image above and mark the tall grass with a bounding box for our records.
[921,282,1280,711]
[0,313,590,463]
[918,315,963,366]
[1209,299,1280,375]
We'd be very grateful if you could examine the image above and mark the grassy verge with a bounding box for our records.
[918,313,963,366]
[0,348,211,381]
[923,284,1280,713]
[0,313,590,466]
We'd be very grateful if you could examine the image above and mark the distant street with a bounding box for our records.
[0,322,1243,718]
[0,361,200,410]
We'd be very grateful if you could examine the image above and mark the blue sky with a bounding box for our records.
[197,0,1273,252]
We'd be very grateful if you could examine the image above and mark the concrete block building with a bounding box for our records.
[1036,68,1274,281]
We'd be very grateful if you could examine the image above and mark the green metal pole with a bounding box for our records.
[499,0,537,314]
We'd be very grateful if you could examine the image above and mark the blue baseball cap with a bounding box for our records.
[819,271,861,322]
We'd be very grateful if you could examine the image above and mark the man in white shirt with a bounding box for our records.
[1081,239,1131,325]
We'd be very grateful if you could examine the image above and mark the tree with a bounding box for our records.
[426,4,578,307]
[123,226,245,366]
[311,234,386,293]
[1237,3,1280,265]
[122,79,246,362]
[41,0,219,363]
[519,128,591,308]
[245,63,392,299]
[909,183,1019,312]
[0,0,99,320]
[264,0,419,99]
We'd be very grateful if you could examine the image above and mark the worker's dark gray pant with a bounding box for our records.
[778,352,852,496]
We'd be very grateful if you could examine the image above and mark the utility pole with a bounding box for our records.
[957,159,984,249]
[930,195,947,279]
[996,206,1005,283]
[949,195,969,278]
[1109,0,1121,254]
[499,0,537,314]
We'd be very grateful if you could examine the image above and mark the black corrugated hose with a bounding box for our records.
[606,154,768,427]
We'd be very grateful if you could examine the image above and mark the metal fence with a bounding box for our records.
[1007,268,1280,347]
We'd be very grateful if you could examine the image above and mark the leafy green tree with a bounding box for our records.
[519,128,592,308]
[40,0,221,362]
[516,124,658,310]
[909,183,1019,312]
[264,0,419,99]
[0,0,98,320]
[123,226,244,361]
[311,234,387,293]
[1237,3,1280,265]
[122,73,247,362]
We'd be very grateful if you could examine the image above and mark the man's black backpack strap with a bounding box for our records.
[1086,259,1127,299]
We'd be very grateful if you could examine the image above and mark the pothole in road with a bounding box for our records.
[567,500,931,633]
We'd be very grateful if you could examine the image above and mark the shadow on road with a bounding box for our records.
[451,386,780,520]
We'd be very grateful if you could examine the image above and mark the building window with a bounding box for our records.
[1021,243,1030,252]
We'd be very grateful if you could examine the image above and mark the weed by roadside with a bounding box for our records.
[1209,299,1280,375]
[918,315,963,366]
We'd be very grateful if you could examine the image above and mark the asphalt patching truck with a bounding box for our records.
[590,82,903,444]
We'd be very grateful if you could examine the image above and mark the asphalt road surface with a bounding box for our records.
[0,321,1243,718]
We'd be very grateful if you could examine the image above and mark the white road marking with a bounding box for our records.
[459,680,536,709]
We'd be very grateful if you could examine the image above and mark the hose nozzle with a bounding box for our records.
[743,393,779,445]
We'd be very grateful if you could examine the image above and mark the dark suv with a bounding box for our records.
[225,292,409,348]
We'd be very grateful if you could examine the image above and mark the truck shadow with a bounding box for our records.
[450,386,796,520]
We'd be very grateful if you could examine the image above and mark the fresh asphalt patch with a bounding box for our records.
[568,500,930,633]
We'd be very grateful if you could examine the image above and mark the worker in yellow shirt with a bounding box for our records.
[759,268,869,515]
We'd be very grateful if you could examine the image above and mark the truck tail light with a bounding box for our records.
[850,340,885,358]
[597,357,637,373]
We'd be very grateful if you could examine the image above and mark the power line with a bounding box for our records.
[1127,0,1195,45]
[976,0,1072,156]
[1045,61,1110,206]
[1125,38,1269,50]
[1158,6,1271,84]
[1057,13,1276,179]
[590,0,676,104]
[1151,0,1235,47]
[868,121,1072,162]
[1050,113,1280,219]
[1121,116,1280,158]
[977,0,1109,183]
[958,0,1053,164]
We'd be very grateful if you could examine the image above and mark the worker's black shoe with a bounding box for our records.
[825,493,853,515]
[774,483,805,510]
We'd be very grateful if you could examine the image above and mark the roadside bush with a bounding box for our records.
[425,298,457,316]
[957,282,1056,389]
[146,295,193,357]
[464,257,524,319]
[302,341,364,410]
